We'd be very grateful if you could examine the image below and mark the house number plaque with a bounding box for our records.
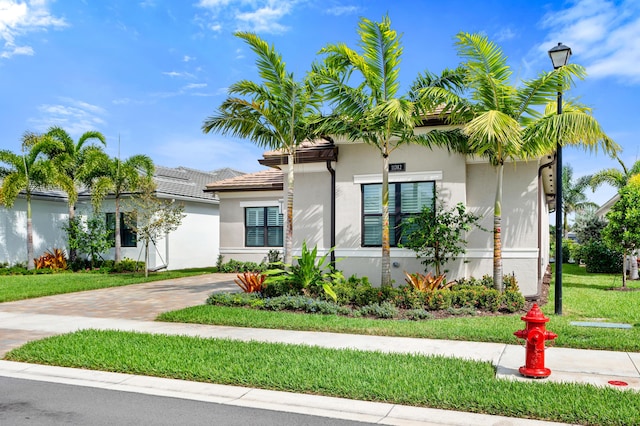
[389,163,406,172]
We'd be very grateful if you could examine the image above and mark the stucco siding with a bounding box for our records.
[0,197,68,266]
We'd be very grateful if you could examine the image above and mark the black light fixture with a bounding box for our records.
[549,42,571,315]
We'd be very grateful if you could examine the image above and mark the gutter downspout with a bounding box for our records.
[326,160,336,269]
[537,154,556,299]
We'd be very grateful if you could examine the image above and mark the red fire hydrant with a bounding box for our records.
[513,304,557,378]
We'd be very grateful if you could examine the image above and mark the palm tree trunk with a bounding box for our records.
[26,195,35,270]
[145,240,149,278]
[493,164,504,292]
[68,203,77,264]
[284,153,294,266]
[114,196,122,263]
[622,249,627,288]
[381,154,391,287]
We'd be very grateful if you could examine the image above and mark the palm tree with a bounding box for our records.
[419,32,617,292]
[202,32,323,266]
[91,154,154,263]
[44,126,107,262]
[590,153,640,279]
[562,165,597,238]
[314,16,464,287]
[0,132,58,269]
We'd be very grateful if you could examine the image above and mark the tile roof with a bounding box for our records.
[153,166,245,201]
[205,168,283,192]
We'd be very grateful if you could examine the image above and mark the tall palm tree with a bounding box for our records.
[202,32,323,266]
[562,165,597,238]
[590,153,640,279]
[315,16,464,287]
[0,132,58,269]
[44,126,107,262]
[91,154,154,263]
[419,32,617,292]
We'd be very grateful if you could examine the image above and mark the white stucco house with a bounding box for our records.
[0,166,243,270]
[205,123,557,298]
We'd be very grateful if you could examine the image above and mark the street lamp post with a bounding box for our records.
[549,42,572,316]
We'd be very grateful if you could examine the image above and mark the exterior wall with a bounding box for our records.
[0,196,68,266]
[216,140,548,297]
[218,190,284,263]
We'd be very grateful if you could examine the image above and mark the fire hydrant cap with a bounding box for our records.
[521,303,549,323]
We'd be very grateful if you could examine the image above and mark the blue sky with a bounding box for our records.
[1,0,639,208]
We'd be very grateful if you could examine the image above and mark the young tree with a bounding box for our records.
[315,15,464,287]
[562,164,597,237]
[402,201,485,276]
[419,32,616,292]
[44,126,107,262]
[124,182,185,277]
[202,32,323,266]
[91,153,154,263]
[602,176,640,288]
[0,132,58,269]
[64,214,112,269]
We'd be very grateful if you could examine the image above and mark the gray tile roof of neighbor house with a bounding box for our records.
[153,166,245,201]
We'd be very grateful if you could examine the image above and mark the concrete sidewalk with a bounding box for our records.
[0,274,638,425]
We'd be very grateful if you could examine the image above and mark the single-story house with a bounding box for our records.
[0,166,243,270]
[205,123,557,298]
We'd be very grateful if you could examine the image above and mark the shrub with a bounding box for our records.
[392,285,425,309]
[502,290,525,313]
[404,271,453,292]
[424,290,452,310]
[207,292,262,307]
[356,302,399,319]
[112,258,144,273]
[405,309,434,320]
[575,240,623,273]
[234,272,266,293]
[33,248,68,271]
[451,289,478,308]
[477,289,501,312]
[446,306,477,316]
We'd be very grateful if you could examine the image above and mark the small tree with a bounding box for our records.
[64,214,111,269]
[124,183,186,277]
[602,176,640,287]
[402,201,485,277]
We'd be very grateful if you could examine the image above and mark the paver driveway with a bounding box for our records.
[0,273,237,356]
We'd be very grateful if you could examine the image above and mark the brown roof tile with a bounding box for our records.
[205,168,283,192]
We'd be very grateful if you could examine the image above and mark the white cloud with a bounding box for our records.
[183,55,194,62]
[325,5,359,16]
[0,0,67,59]
[183,83,207,89]
[30,98,106,136]
[162,71,195,79]
[195,0,297,34]
[540,0,640,83]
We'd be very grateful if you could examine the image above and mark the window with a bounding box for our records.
[106,212,137,248]
[245,207,283,247]
[362,181,435,247]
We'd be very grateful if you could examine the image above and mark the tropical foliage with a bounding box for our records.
[561,164,597,237]
[43,126,107,262]
[315,15,464,287]
[418,32,616,291]
[202,32,323,266]
[91,153,155,263]
[0,132,59,270]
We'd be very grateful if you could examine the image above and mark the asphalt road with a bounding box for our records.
[0,376,375,426]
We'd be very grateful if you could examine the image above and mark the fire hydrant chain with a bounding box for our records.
[513,304,557,378]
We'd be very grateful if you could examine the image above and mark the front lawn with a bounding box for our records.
[0,268,217,303]
[158,264,640,352]
[6,329,639,426]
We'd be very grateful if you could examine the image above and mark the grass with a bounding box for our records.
[6,329,639,426]
[0,267,217,303]
[158,264,640,352]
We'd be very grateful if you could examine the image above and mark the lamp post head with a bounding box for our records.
[549,42,572,69]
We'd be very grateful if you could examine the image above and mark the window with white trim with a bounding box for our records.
[245,206,283,247]
[362,181,435,247]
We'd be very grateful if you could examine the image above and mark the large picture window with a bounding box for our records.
[362,181,435,247]
[106,212,137,248]
[245,206,283,247]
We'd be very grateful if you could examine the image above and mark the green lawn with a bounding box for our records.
[0,268,217,303]
[4,264,640,425]
[159,264,640,351]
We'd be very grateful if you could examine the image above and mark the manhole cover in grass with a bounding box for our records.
[608,380,628,387]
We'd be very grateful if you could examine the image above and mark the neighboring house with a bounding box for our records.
[206,126,556,298]
[595,194,619,220]
[0,166,244,270]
